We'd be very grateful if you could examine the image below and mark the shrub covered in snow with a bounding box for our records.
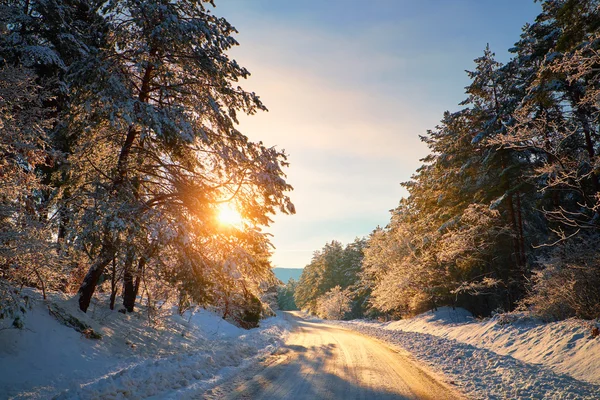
[316,286,351,320]
[525,233,600,320]
[0,280,32,330]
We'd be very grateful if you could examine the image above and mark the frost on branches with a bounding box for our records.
[299,2,600,320]
[316,286,351,320]
[63,0,294,314]
[294,239,367,318]
[0,0,293,328]
[0,65,57,321]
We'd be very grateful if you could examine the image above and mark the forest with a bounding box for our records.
[0,0,294,329]
[2,0,600,334]
[291,0,600,321]
[3,1,600,398]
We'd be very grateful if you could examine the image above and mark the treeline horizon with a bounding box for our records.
[292,0,600,321]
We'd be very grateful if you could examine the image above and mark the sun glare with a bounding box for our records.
[217,204,243,227]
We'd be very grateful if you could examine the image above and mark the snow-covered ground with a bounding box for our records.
[4,292,600,400]
[336,308,600,399]
[0,290,290,399]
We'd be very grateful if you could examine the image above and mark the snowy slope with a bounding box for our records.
[0,290,290,399]
[383,308,600,385]
[337,308,600,399]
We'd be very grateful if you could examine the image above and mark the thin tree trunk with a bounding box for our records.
[109,257,117,310]
[34,268,46,300]
[56,210,69,253]
[223,297,229,319]
[578,110,599,194]
[500,151,524,268]
[570,85,599,195]
[506,194,522,263]
[133,256,146,301]
[515,191,526,266]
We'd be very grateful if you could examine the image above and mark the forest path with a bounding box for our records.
[203,311,464,400]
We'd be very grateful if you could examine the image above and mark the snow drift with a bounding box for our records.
[0,289,290,399]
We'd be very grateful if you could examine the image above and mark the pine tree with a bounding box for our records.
[505,0,600,233]
[57,0,294,312]
[1,0,294,315]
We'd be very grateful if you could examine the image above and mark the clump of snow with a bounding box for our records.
[0,289,290,399]
[336,307,600,399]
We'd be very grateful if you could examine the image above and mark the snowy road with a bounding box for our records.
[204,312,463,399]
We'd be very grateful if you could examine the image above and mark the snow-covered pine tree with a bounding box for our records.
[504,0,600,233]
[361,199,450,316]
[277,278,297,311]
[362,47,541,315]
[500,0,600,319]
[294,258,322,313]
[458,46,543,307]
[1,0,113,301]
[61,0,294,312]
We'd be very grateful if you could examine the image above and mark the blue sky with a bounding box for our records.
[213,1,542,269]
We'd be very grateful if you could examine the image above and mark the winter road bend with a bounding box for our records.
[204,312,464,400]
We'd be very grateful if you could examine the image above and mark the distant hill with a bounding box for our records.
[272,268,303,284]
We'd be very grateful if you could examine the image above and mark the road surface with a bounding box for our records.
[204,312,464,399]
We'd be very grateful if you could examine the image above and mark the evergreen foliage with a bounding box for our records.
[4,0,600,327]
[362,0,600,319]
[0,0,293,328]
[276,278,297,311]
[294,239,366,317]
[297,0,600,321]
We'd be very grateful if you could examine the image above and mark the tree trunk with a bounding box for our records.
[34,268,46,300]
[569,85,599,194]
[515,191,526,266]
[578,110,599,194]
[223,297,229,319]
[56,206,69,254]
[78,234,116,312]
[122,249,136,312]
[133,256,146,301]
[500,151,524,269]
[109,257,117,310]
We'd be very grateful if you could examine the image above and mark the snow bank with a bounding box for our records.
[337,307,600,399]
[0,290,290,399]
[365,307,600,385]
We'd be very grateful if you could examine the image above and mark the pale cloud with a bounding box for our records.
[236,65,431,159]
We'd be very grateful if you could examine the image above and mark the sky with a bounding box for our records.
[213,1,542,269]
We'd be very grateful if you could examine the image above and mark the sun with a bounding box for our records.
[217,203,243,227]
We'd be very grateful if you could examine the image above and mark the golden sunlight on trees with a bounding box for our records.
[294,1,600,322]
[0,0,294,323]
[217,204,244,228]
